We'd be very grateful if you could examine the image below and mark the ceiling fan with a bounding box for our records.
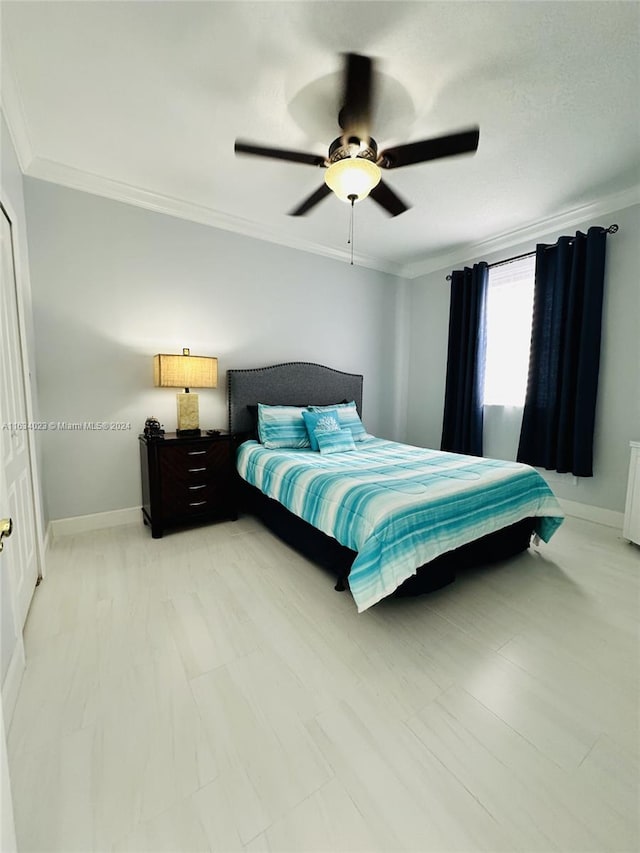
[234,53,480,217]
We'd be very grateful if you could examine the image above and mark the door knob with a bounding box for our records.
[0,518,13,553]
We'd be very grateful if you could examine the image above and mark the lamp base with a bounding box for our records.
[176,392,200,434]
[176,428,201,437]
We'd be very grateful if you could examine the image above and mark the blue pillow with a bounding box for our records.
[309,401,369,441]
[257,403,310,449]
[316,428,357,455]
[302,408,340,451]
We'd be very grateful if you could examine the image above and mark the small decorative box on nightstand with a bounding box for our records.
[139,431,237,538]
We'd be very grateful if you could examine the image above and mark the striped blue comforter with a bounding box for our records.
[236,437,564,612]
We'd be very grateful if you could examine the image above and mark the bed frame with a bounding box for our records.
[227,362,534,598]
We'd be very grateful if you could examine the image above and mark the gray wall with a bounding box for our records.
[20,170,639,521]
[24,178,405,521]
[406,203,640,513]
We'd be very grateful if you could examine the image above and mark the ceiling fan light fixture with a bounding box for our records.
[324,157,381,203]
[235,54,478,218]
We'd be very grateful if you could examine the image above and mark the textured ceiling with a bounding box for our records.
[2,1,639,276]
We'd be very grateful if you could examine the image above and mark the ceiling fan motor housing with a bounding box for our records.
[328,136,379,164]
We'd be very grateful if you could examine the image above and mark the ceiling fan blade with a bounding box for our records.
[379,127,480,169]
[339,53,374,141]
[235,141,326,167]
[369,180,410,217]
[289,184,333,216]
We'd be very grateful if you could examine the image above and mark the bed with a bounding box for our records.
[228,362,564,612]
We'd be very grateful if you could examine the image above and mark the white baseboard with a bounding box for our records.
[559,498,624,530]
[1,636,25,731]
[49,506,141,540]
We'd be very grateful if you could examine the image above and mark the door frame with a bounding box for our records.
[0,192,46,719]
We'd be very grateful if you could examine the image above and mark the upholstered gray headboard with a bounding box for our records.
[228,362,364,435]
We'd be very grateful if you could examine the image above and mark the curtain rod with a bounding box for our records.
[445,224,618,281]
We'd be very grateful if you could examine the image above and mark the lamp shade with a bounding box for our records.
[324,158,381,202]
[154,353,218,390]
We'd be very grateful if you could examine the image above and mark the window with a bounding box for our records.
[483,255,535,407]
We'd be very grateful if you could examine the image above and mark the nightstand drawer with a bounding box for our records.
[159,442,232,483]
[160,480,228,516]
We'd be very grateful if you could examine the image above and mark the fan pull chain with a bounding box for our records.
[347,194,356,265]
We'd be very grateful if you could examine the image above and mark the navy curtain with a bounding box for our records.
[441,262,488,456]
[517,226,607,476]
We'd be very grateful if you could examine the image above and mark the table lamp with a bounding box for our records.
[153,348,218,436]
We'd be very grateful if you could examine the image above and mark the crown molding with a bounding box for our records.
[28,153,637,282]
[400,184,640,280]
[0,41,35,172]
[23,155,406,277]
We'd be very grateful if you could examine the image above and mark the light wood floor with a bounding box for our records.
[7,513,639,852]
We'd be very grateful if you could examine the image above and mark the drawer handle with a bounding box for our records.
[187,450,207,456]
[188,467,207,473]
[189,500,207,507]
[188,484,206,491]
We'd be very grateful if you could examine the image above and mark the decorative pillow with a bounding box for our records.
[249,402,311,442]
[309,400,369,441]
[257,403,310,449]
[302,408,340,451]
[316,428,357,455]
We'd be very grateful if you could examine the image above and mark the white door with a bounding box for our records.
[0,203,39,635]
[0,195,40,853]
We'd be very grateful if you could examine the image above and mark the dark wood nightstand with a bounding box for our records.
[139,431,237,538]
